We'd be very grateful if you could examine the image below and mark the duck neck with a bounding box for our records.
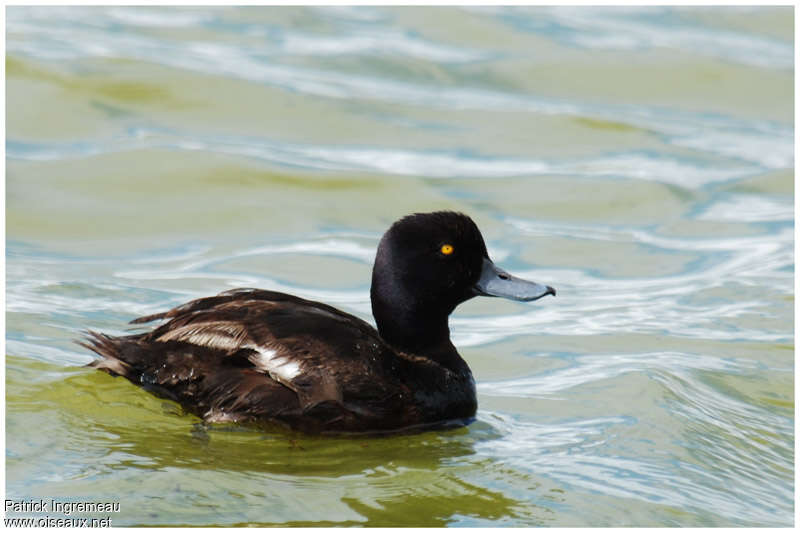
[371,292,467,373]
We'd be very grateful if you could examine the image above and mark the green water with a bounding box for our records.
[6,6,794,526]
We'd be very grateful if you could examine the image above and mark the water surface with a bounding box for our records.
[6,6,794,526]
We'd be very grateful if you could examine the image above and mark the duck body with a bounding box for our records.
[81,212,553,434]
[83,288,477,433]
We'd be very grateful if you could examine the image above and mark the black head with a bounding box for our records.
[370,211,554,356]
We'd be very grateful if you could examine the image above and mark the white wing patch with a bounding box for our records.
[154,320,304,384]
[247,345,303,383]
[276,360,302,381]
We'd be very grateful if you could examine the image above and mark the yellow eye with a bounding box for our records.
[440,244,454,255]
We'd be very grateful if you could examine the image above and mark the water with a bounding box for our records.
[5,6,793,527]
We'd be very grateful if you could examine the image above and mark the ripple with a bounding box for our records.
[6,130,762,187]
[105,6,216,28]
[472,6,793,69]
[697,195,794,222]
[7,7,792,177]
[6,340,91,366]
[477,352,757,398]
[278,29,490,63]
[477,406,791,525]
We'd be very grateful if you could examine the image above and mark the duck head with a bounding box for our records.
[370,211,554,354]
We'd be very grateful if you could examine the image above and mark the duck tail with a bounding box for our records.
[76,330,134,377]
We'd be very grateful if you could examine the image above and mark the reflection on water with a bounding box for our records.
[6,5,794,527]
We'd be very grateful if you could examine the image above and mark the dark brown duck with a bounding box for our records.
[80,211,554,434]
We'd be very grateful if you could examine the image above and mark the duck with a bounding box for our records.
[80,211,555,434]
